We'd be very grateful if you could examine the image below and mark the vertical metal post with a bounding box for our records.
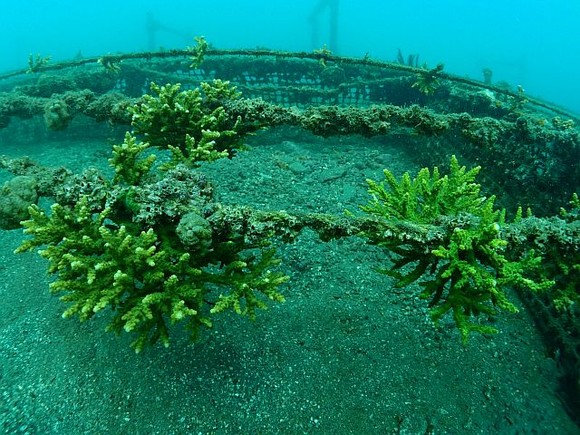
[309,0,339,53]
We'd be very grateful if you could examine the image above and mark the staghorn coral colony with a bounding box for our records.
[15,80,288,352]
[360,156,554,342]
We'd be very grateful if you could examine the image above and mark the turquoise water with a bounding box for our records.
[1,1,579,113]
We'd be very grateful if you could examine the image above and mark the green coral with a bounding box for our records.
[16,81,287,352]
[187,36,209,69]
[109,131,156,185]
[209,247,288,319]
[17,198,211,350]
[26,53,51,73]
[128,80,251,170]
[362,155,485,224]
[361,156,553,343]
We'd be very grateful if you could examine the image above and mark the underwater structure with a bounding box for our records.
[0,40,578,426]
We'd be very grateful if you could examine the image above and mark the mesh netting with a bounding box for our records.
[3,49,577,215]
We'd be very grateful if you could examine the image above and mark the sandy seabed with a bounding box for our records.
[1,121,577,434]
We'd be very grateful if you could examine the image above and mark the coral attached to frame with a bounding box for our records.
[361,155,553,342]
[16,80,287,352]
